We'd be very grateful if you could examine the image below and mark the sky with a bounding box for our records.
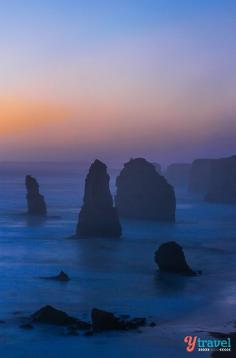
[0,0,236,165]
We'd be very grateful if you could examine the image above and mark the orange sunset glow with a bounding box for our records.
[0,1,235,163]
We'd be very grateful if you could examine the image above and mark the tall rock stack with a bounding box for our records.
[25,175,47,216]
[115,158,176,222]
[205,155,236,203]
[188,159,215,195]
[76,160,122,237]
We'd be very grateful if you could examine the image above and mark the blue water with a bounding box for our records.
[0,163,236,357]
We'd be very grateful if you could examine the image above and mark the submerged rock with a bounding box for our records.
[115,158,176,221]
[76,159,122,237]
[39,271,70,282]
[31,305,90,329]
[91,308,146,331]
[165,163,191,188]
[205,155,236,203]
[25,175,47,216]
[155,241,196,275]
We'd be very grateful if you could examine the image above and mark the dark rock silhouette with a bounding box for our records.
[155,241,196,275]
[188,159,215,195]
[205,155,236,203]
[152,162,162,174]
[32,305,90,329]
[92,308,124,331]
[165,163,191,188]
[39,271,70,282]
[25,175,47,216]
[76,159,121,237]
[115,158,176,221]
[32,305,77,325]
[91,308,146,331]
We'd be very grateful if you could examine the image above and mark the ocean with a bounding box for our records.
[0,162,235,357]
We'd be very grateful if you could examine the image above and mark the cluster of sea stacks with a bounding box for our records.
[25,154,236,239]
[164,154,236,204]
[16,156,209,341]
[188,155,236,203]
[76,158,176,238]
[25,158,176,238]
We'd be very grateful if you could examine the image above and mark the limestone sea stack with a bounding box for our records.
[205,155,236,203]
[155,241,196,275]
[25,175,47,216]
[188,159,215,195]
[115,158,176,222]
[76,160,122,237]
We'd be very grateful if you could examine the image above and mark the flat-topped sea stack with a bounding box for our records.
[188,159,215,195]
[25,175,47,216]
[165,163,191,188]
[115,158,176,222]
[205,155,236,203]
[76,159,122,237]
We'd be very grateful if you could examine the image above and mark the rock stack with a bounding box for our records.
[115,158,176,222]
[188,159,215,195]
[25,175,47,216]
[76,160,121,237]
[205,155,236,203]
[155,241,196,275]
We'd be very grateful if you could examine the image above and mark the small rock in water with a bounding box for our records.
[91,308,123,331]
[155,241,197,276]
[52,271,70,281]
[39,271,70,282]
[91,308,147,331]
[149,322,156,327]
[31,305,90,329]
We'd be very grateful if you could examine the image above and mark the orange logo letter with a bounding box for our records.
[184,336,197,352]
